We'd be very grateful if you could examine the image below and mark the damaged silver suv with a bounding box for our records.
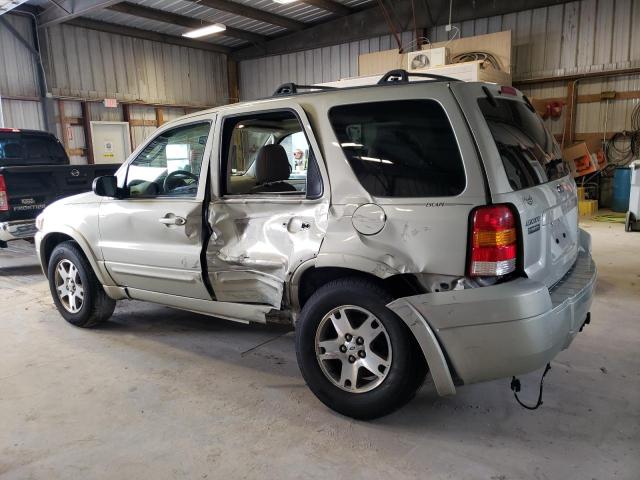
[35,71,596,419]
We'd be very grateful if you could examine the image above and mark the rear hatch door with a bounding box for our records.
[451,82,578,287]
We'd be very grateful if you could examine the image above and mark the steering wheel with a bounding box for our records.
[163,170,198,193]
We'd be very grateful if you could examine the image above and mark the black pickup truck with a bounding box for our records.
[0,128,119,247]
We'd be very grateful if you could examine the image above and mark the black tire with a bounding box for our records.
[47,241,116,328]
[295,277,427,420]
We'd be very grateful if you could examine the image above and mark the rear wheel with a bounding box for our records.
[295,277,426,419]
[47,241,116,328]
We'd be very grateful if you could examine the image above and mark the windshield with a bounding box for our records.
[478,97,569,191]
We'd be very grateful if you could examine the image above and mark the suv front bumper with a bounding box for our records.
[0,219,38,243]
[387,230,596,396]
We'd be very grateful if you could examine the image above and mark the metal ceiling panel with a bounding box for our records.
[26,0,375,49]
[82,8,248,46]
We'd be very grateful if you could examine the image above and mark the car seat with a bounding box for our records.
[251,144,296,193]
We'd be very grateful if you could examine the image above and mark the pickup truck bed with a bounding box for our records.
[0,128,119,246]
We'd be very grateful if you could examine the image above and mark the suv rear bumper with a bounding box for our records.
[0,219,37,242]
[387,229,596,396]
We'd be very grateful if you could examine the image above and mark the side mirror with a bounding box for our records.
[92,175,118,197]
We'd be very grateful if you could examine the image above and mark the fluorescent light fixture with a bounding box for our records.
[182,23,226,39]
[273,0,298,3]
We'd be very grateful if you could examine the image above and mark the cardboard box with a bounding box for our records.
[359,30,512,76]
[562,138,606,178]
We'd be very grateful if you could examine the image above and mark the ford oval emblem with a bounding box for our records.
[70,169,80,177]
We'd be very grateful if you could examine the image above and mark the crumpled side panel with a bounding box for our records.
[206,199,329,308]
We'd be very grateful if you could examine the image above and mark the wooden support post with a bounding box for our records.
[81,101,94,165]
[58,100,70,155]
[122,103,134,151]
[155,106,164,127]
[562,80,577,148]
[227,58,239,103]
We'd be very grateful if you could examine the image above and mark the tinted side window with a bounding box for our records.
[478,98,569,191]
[328,100,465,197]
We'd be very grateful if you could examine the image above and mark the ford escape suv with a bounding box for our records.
[35,72,596,419]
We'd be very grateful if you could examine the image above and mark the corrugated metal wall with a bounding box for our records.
[238,0,640,137]
[239,31,415,100]
[240,0,640,97]
[41,22,229,107]
[1,12,228,163]
[0,13,44,129]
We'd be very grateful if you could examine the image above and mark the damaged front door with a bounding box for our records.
[99,118,214,299]
[206,107,329,308]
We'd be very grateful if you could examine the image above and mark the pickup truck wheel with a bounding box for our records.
[47,241,116,328]
[295,277,425,419]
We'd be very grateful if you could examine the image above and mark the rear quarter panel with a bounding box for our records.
[303,82,488,277]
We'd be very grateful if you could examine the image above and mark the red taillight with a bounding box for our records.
[469,204,518,277]
[0,128,20,133]
[0,175,8,212]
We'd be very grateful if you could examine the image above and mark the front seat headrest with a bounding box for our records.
[255,144,291,184]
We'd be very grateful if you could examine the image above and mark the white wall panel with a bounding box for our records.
[1,99,44,130]
[0,14,44,129]
[41,23,229,107]
[0,14,39,98]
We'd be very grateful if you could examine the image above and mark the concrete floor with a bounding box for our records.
[0,220,638,480]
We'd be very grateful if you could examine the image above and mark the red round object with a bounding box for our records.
[549,101,563,118]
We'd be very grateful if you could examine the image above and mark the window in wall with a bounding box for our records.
[329,100,466,198]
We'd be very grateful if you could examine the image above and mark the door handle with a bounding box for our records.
[159,215,186,226]
[287,217,312,233]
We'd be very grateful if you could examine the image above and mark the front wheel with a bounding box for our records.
[295,277,426,419]
[47,241,116,328]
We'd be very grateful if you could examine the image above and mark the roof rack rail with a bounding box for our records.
[377,69,459,85]
[272,83,338,96]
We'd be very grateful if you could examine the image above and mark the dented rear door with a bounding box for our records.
[205,104,329,308]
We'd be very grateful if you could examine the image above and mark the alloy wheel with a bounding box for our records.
[54,259,84,313]
[314,305,392,393]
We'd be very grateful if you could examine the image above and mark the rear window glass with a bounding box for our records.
[328,100,465,197]
[0,134,67,165]
[478,98,569,191]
